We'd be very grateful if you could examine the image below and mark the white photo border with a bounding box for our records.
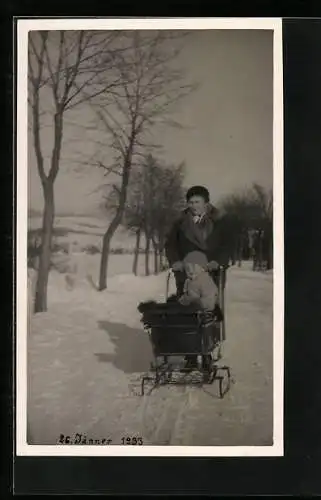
[16,17,284,457]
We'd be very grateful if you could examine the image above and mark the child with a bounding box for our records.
[178,251,218,312]
[178,251,219,371]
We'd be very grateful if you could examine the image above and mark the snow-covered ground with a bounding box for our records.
[27,258,273,447]
[28,214,146,252]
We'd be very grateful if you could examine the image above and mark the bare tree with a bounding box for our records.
[86,31,196,290]
[132,227,142,275]
[250,183,273,269]
[141,156,157,276]
[148,160,186,272]
[28,30,124,312]
[219,183,273,268]
[122,155,186,276]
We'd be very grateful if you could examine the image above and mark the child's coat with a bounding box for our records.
[179,269,218,311]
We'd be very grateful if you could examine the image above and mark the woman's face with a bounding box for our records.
[188,195,207,216]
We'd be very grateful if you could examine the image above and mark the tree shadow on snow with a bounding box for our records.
[95,320,153,374]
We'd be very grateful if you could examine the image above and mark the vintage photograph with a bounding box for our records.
[17,18,283,455]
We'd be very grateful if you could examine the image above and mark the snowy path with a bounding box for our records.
[27,262,273,446]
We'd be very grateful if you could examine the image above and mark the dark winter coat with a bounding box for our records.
[164,204,232,268]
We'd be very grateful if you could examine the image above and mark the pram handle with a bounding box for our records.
[166,268,174,301]
[168,264,228,275]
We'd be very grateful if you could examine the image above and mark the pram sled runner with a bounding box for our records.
[138,266,232,398]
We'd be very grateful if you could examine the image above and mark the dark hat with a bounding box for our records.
[186,185,210,203]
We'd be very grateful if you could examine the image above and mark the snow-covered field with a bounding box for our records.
[28,214,143,252]
[27,258,273,447]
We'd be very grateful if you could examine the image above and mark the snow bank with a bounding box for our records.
[28,260,274,446]
[32,260,273,334]
[43,268,176,331]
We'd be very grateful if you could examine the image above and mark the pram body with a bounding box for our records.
[140,266,231,398]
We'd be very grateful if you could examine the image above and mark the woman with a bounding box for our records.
[164,185,231,295]
[164,185,231,369]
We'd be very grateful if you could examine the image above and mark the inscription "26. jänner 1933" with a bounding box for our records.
[58,433,143,445]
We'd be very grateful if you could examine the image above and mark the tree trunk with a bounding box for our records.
[158,235,166,271]
[266,239,273,270]
[99,149,133,291]
[231,250,236,266]
[132,228,141,275]
[153,240,159,275]
[99,216,119,291]
[33,102,63,312]
[145,235,151,276]
[34,182,54,313]
[258,237,263,270]
[238,241,243,267]
[159,250,164,271]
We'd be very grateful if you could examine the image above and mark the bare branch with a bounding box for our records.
[28,53,36,84]
[96,160,122,177]
[41,32,59,104]
[61,31,85,105]
[83,97,129,156]
[29,31,49,186]
[28,33,44,80]
[63,71,99,108]
[56,31,65,94]
[95,109,127,157]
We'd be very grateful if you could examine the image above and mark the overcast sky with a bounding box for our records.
[28,29,273,216]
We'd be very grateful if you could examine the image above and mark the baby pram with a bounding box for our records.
[139,265,231,398]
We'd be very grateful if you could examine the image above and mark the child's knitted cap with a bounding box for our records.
[183,251,208,269]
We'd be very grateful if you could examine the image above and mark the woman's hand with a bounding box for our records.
[207,260,220,271]
[172,261,184,272]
